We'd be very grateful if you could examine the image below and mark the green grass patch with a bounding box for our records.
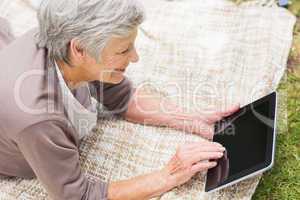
[229,0,300,199]
[253,1,300,199]
[253,73,300,200]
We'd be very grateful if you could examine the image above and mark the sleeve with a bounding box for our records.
[16,120,109,200]
[89,77,135,118]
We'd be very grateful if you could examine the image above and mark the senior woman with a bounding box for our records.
[0,0,238,199]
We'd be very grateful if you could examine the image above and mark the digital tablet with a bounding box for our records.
[205,91,277,193]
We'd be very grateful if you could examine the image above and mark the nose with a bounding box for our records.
[129,48,139,63]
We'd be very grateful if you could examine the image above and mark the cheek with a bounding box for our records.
[104,55,129,69]
[84,58,102,74]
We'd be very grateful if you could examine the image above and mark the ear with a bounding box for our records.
[69,39,85,66]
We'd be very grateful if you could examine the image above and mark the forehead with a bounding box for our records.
[104,28,138,51]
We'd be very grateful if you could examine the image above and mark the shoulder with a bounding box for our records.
[16,118,79,148]
[0,29,68,139]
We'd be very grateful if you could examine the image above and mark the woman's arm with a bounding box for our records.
[17,120,223,200]
[108,169,168,200]
[124,87,239,139]
[124,87,184,127]
[17,120,108,200]
[108,140,225,200]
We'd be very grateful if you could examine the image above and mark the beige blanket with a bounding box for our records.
[0,0,295,199]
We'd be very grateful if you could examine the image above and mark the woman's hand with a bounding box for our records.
[160,140,225,191]
[107,140,225,200]
[168,105,240,139]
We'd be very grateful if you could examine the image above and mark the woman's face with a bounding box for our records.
[76,28,139,84]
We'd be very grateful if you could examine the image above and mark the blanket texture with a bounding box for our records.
[0,0,296,199]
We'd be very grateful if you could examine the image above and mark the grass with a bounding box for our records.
[253,74,300,200]
[245,1,300,199]
[230,0,300,199]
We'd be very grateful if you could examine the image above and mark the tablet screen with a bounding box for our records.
[205,92,276,192]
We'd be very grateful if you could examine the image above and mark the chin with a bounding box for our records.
[97,71,125,84]
[109,71,125,84]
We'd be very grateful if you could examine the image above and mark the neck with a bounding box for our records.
[56,60,88,87]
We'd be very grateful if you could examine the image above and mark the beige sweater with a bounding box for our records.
[0,18,134,200]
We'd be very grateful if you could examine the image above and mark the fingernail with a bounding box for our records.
[214,142,222,147]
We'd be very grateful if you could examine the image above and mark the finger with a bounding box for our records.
[196,115,219,124]
[184,141,224,150]
[193,145,225,153]
[191,161,217,173]
[176,143,225,166]
[196,110,224,124]
[187,151,223,165]
[185,144,225,153]
[204,114,223,124]
[221,104,240,117]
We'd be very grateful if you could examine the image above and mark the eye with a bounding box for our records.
[120,49,129,54]
[118,46,134,55]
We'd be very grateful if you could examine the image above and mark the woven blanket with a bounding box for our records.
[0,0,296,199]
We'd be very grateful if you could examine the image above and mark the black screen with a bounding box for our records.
[205,92,276,192]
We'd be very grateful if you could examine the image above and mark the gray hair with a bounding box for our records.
[37,0,145,64]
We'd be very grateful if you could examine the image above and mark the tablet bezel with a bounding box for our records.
[204,91,277,193]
